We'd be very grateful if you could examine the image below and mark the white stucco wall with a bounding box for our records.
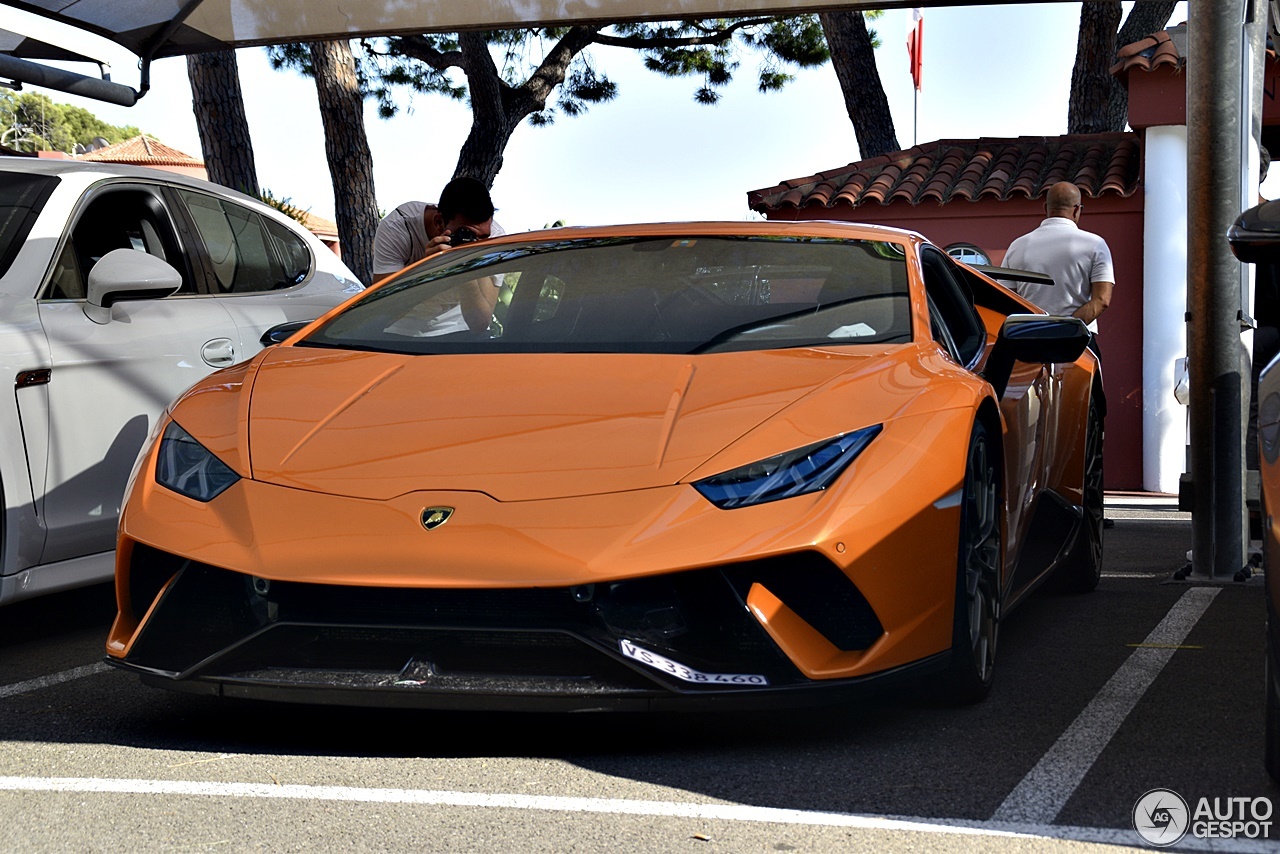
[1142,125,1189,494]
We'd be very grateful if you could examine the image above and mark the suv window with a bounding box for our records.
[0,171,57,284]
[179,189,312,293]
[44,185,191,300]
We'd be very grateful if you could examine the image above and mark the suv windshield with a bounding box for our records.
[303,235,912,355]
[0,171,58,282]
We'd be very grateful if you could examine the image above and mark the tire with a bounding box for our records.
[1056,396,1105,593]
[937,420,1003,705]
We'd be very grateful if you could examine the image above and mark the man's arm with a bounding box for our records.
[1073,280,1113,324]
[459,276,500,332]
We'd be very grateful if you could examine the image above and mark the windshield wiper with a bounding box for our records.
[687,296,874,354]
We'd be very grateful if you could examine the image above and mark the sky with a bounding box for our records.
[0,3,1195,235]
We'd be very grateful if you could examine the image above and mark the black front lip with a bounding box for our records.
[114,550,897,711]
[107,652,949,713]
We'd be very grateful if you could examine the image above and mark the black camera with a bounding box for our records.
[450,226,481,246]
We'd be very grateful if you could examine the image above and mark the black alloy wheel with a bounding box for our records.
[1056,397,1105,593]
[937,420,1002,705]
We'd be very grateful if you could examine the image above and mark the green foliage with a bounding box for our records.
[258,188,311,225]
[616,16,828,106]
[268,40,465,121]
[0,91,140,153]
[864,9,885,50]
[270,14,835,127]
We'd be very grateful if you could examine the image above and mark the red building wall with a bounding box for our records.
[765,193,1147,490]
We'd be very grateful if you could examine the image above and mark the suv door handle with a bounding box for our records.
[202,338,236,367]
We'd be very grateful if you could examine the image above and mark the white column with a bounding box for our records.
[1143,125,1189,494]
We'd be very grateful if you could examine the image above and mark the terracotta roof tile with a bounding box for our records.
[747,133,1142,214]
[1110,24,1186,76]
[303,212,338,238]
[78,135,204,167]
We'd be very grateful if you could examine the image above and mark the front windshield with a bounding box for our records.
[303,235,912,355]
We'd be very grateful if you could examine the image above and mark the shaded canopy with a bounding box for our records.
[1,0,923,62]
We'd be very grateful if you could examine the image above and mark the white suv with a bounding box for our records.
[0,158,363,605]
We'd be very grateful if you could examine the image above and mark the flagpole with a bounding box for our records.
[907,7,922,147]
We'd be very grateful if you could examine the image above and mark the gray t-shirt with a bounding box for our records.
[372,201,434,278]
[372,200,505,279]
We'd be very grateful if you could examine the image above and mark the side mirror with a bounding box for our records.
[259,319,312,347]
[984,314,1091,398]
[1228,198,1280,264]
[83,248,182,325]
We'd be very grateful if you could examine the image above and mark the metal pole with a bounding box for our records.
[0,54,139,107]
[1187,0,1247,579]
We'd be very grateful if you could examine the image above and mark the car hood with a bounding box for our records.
[244,345,895,501]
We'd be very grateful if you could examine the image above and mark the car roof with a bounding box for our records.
[477,219,926,245]
[0,156,261,202]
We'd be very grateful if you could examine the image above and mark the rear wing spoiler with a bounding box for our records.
[968,264,1055,287]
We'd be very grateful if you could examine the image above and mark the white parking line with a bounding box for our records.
[992,587,1220,825]
[0,776,1272,852]
[0,662,111,699]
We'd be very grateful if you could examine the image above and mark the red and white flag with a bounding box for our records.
[906,8,923,91]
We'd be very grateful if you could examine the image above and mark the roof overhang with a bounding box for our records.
[0,0,1067,105]
[2,1,985,60]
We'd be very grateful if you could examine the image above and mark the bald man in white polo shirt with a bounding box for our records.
[1002,180,1115,343]
[1003,180,1114,526]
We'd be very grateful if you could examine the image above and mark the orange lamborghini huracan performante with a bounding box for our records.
[106,222,1103,711]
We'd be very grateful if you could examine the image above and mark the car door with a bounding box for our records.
[173,188,351,358]
[920,247,1050,589]
[32,181,243,564]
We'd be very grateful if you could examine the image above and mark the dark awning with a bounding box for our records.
[0,0,924,105]
[1,0,916,62]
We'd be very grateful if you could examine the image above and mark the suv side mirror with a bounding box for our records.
[260,319,313,347]
[984,314,1091,398]
[1228,198,1280,264]
[83,248,182,324]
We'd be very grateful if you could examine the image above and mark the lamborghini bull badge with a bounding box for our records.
[421,507,454,530]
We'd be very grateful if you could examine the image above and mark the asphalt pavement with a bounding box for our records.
[0,495,1276,852]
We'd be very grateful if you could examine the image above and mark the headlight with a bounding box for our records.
[155,421,240,501]
[693,425,882,509]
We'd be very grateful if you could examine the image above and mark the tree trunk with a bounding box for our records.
[308,39,378,286]
[1068,2,1123,134]
[452,116,523,189]
[187,50,258,196]
[452,31,513,186]
[819,11,900,157]
[451,28,598,187]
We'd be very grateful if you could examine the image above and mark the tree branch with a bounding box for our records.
[523,26,600,104]
[459,31,505,123]
[591,17,779,50]
[388,35,463,72]
[1117,0,1179,48]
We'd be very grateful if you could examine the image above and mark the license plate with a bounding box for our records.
[619,639,769,686]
